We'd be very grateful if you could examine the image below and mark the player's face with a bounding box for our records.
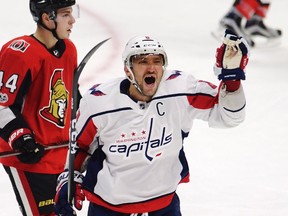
[55,6,76,39]
[56,98,67,118]
[131,54,164,97]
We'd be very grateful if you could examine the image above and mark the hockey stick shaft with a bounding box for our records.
[0,142,68,158]
[67,37,111,204]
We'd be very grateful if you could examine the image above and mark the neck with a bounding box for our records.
[33,26,58,49]
[129,84,151,102]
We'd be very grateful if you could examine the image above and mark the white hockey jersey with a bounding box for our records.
[75,70,246,213]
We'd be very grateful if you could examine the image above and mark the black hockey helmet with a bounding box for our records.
[30,0,76,23]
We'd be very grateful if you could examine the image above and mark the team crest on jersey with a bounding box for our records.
[9,39,30,52]
[166,70,182,80]
[109,118,172,161]
[39,69,69,128]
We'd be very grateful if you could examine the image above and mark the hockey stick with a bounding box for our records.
[68,37,111,205]
[0,142,68,158]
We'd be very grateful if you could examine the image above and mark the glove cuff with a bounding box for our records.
[8,128,33,149]
[214,65,246,80]
[56,170,84,191]
[223,80,241,92]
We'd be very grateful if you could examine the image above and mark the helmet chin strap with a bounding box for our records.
[40,21,60,40]
[50,23,60,40]
[39,11,60,40]
[126,66,143,95]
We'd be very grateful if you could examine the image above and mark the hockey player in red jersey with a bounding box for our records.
[0,0,78,215]
[219,0,282,47]
[55,30,249,216]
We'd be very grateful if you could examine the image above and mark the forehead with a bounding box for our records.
[57,6,73,13]
[132,54,163,62]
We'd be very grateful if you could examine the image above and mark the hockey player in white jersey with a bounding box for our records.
[54,30,249,216]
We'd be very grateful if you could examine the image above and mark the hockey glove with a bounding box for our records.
[8,128,45,164]
[55,170,85,216]
[214,29,249,81]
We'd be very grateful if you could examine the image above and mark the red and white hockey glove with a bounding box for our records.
[214,29,250,91]
[54,170,85,216]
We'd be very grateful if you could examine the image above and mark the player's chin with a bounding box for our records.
[63,31,72,38]
[142,84,158,97]
[58,34,70,40]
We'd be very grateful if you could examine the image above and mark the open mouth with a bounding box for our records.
[144,76,156,85]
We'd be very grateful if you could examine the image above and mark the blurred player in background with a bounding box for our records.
[218,0,282,47]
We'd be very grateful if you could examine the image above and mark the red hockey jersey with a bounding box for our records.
[0,35,77,173]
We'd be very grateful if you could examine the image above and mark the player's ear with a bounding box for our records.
[124,66,131,78]
[41,12,49,22]
[41,12,55,27]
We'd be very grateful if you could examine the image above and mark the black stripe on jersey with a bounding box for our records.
[90,107,133,118]
[151,93,214,102]
[224,103,246,113]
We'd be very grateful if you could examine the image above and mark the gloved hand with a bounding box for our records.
[55,170,85,216]
[214,29,250,82]
[8,128,45,164]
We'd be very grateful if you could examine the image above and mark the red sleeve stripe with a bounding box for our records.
[187,93,218,109]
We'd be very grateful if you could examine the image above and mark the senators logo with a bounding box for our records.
[39,69,69,127]
[9,39,30,52]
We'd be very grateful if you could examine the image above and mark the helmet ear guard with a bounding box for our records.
[122,36,168,69]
